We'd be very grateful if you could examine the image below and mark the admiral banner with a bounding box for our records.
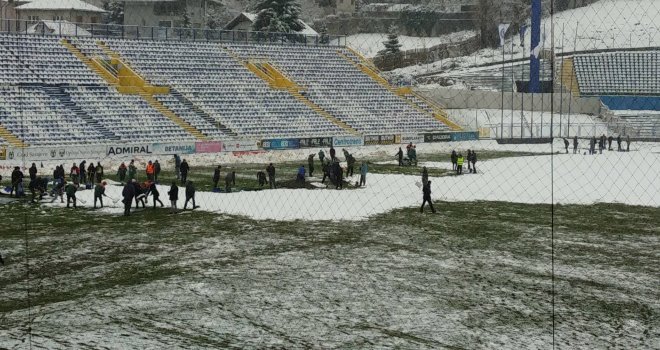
[5,146,106,161]
[260,138,300,150]
[152,142,196,155]
[424,133,452,143]
[299,137,333,148]
[364,135,397,145]
[106,144,153,157]
[222,140,259,152]
[400,133,425,144]
[332,136,364,148]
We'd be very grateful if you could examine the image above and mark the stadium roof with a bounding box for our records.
[224,12,318,36]
[15,0,106,13]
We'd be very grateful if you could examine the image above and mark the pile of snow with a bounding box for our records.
[32,140,660,221]
[336,31,477,58]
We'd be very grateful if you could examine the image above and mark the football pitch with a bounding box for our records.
[1,198,657,349]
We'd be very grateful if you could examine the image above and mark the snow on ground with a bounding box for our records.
[36,140,660,221]
[391,0,660,78]
[447,108,609,138]
[337,31,477,58]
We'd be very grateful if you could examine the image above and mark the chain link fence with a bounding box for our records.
[0,0,658,348]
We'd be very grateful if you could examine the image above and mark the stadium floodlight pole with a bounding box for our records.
[559,25,564,137]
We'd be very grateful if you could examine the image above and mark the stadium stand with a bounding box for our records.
[227,44,450,134]
[0,85,106,145]
[573,50,660,96]
[0,32,453,146]
[612,112,660,138]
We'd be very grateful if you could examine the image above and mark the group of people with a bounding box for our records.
[562,135,632,155]
[395,143,418,166]
[450,150,477,175]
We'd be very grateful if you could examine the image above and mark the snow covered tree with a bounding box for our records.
[382,25,402,55]
[252,0,304,33]
[103,1,124,25]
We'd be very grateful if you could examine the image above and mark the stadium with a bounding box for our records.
[0,0,658,348]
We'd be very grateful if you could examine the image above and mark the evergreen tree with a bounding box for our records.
[319,24,329,44]
[382,25,402,55]
[103,1,124,25]
[252,0,304,33]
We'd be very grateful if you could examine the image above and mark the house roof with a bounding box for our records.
[15,0,106,13]
[28,20,91,36]
[224,12,318,36]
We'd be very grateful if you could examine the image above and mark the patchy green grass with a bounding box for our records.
[0,201,657,348]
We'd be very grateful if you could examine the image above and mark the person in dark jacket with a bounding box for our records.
[10,166,23,197]
[127,160,137,181]
[174,154,182,180]
[308,154,315,177]
[28,176,47,202]
[626,135,631,152]
[471,151,478,173]
[168,181,179,213]
[590,136,596,155]
[598,135,604,154]
[420,181,436,213]
[607,135,613,151]
[212,165,221,189]
[225,172,236,193]
[79,161,86,184]
[257,171,267,187]
[28,163,37,181]
[451,150,458,170]
[133,180,146,209]
[94,181,109,209]
[184,181,196,209]
[346,154,355,177]
[154,160,161,183]
[335,161,343,190]
[95,163,104,184]
[146,181,164,208]
[421,167,429,186]
[180,159,190,184]
[318,149,325,164]
[617,135,622,151]
[122,181,136,216]
[321,160,330,184]
[65,182,78,208]
[466,150,472,173]
[563,138,569,154]
[573,136,578,154]
[87,162,95,184]
[117,162,127,182]
[396,147,404,166]
[266,163,276,189]
[329,147,336,161]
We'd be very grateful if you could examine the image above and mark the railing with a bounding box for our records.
[0,18,346,47]
[485,121,645,139]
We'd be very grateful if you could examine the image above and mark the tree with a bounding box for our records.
[206,2,225,30]
[381,25,402,55]
[474,0,499,48]
[319,24,329,44]
[103,1,124,25]
[252,0,304,33]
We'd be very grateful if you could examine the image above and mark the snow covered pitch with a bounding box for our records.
[0,140,658,348]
